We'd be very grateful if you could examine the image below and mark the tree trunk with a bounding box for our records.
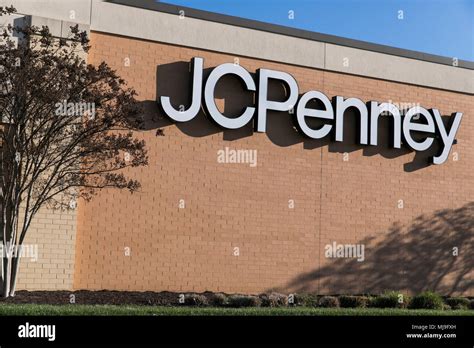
[2,254,10,298]
[9,246,21,297]
[0,244,23,298]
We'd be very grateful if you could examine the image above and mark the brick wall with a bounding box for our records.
[1,123,77,293]
[12,33,83,292]
[73,32,473,296]
[16,205,77,290]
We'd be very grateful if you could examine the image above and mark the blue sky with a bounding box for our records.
[160,0,474,61]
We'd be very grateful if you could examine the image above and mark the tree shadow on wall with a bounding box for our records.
[274,202,474,296]
[140,60,457,172]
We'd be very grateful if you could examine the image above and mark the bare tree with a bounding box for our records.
[0,6,149,297]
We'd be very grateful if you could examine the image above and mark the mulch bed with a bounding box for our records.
[0,290,192,306]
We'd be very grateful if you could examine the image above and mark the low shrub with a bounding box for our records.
[445,297,470,310]
[470,299,474,310]
[260,292,288,307]
[227,295,261,308]
[183,294,208,306]
[409,291,443,310]
[442,303,451,310]
[370,291,407,308]
[318,296,339,308]
[339,295,369,308]
[293,293,318,307]
[209,293,227,307]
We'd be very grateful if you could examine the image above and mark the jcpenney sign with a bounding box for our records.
[160,57,463,165]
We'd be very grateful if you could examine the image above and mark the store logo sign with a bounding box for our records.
[160,57,463,165]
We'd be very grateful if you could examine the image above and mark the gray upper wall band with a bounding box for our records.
[110,0,474,70]
[1,0,473,94]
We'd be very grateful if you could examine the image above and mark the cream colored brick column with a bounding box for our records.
[8,14,88,291]
[16,206,77,290]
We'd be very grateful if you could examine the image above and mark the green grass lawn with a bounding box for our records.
[0,304,472,316]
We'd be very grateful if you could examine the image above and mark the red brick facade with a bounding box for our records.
[73,32,473,296]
